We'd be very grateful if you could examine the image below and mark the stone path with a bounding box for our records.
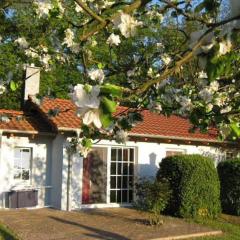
[0,208,222,240]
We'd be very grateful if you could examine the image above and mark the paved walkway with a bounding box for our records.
[0,208,220,240]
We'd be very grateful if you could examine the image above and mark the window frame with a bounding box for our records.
[109,147,135,204]
[13,147,32,185]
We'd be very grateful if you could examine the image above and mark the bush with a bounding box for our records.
[134,178,171,225]
[218,159,240,216]
[157,154,221,219]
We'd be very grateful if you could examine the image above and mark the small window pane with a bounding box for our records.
[123,163,128,175]
[111,149,117,161]
[110,191,116,203]
[117,176,122,189]
[129,163,134,175]
[117,190,121,203]
[129,190,133,203]
[122,190,128,203]
[117,149,122,162]
[117,163,122,175]
[122,176,128,189]
[123,149,128,162]
[111,177,116,189]
[130,149,134,162]
[111,163,116,175]
[129,176,133,188]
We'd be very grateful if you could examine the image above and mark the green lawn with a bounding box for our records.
[194,214,240,240]
[0,223,18,240]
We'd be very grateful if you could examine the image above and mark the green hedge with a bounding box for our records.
[156,154,221,219]
[218,159,240,216]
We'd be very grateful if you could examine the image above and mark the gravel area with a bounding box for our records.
[0,208,220,240]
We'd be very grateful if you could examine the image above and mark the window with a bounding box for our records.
[166,149,185,157]
[13,148,31,182]
[110,148,134,204]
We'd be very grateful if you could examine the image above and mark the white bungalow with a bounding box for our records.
[0,66,237,210]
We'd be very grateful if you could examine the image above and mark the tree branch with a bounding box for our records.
[74,0,106,24]
[79,0,152,42]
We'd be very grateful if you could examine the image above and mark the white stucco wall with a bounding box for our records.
[0,134,52,208]
[63,138,225,210]
[92,139,225,179]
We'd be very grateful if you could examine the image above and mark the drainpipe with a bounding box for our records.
[66,130,81,211]
[66,151,72,211]
[0,130,3,208]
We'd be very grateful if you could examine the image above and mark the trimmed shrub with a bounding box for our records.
[157,154,221,219]
[134,178,171,225]
[218,159,240,216]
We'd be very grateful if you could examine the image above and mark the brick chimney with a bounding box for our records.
[24,64,40,101]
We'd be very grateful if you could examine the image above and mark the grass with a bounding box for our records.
[193,214,240,240]
[0,223,18,240]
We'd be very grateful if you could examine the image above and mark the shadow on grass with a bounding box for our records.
[0,224,17,240]
[50,216,130,240]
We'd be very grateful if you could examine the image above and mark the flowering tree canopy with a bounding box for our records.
[0,0,240,155]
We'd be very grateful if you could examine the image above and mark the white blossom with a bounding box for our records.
[15,37,29,49]
[107,33,121,46]
[63,28,75,48]
[199,88,213,102]
[206,103,213,112]
[35,0,53,17]
[71,84,100,109]
[25,48,39,58]
[148,101,162,113]
[147,68,154,77]
[88,69,105,83]
[76,143,90,158]
[0,84,6,95]
[161,54,171,65]
[198,71,208,79]
[127,69,135,77]
[71,43,80,54]
[156,42,164,49]
[82,109,102,128]
[218,39,232,56]
[70,84,102,128]
[75,2,83,13]
[116,130,128,144]
[113,12,142,38]
[178,96,193,112]
[209,81,219,92]
[40,54,51,67]
[220,106,232,114]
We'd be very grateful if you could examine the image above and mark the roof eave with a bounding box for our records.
[128,133,229,144]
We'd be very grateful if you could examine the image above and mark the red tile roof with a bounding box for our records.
[0,109,52,133]
[39,98,218,142]
[0,98,218,141]
[40,98,81,130]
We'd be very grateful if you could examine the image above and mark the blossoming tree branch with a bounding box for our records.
[0,0,240,155]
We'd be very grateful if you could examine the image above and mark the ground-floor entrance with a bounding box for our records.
[81,146,135,206]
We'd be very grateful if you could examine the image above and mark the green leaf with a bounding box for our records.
[100,112,113,128]
[98,63,104,69]
[82,138,92,148]
[100,84,123,97]
[230,122,240,138]
[10,81,17,91]
[101,97,117,113]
